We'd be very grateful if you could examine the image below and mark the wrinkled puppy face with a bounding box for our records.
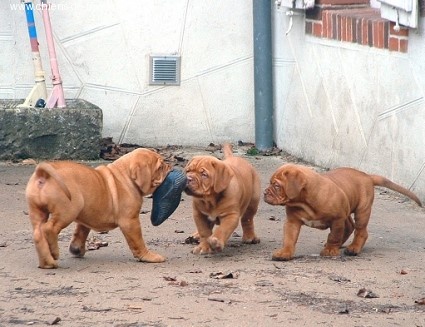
[264,165,306,206]
[184,156,232,198]
[129,149,171,195]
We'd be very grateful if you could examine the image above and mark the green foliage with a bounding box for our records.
[246,147,260,156]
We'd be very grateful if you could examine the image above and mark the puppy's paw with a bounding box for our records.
[344,246,359,256]
[138,251,166,263]
[69,244,86,257]
[50,246,60,260]
[242,235,260,244]
[191,231,200,242]
[208,236,224,252]
[320,246,340,257]
[38,259,58,269]
[192,243,213,255]
[272,248,293,261]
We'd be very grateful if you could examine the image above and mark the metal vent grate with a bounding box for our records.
[149,55,181,85]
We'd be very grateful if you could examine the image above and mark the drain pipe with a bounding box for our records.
[253,0,274,151]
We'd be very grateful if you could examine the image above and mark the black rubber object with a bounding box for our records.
[151,169,187,226]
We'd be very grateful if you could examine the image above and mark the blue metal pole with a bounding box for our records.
[24,1,39,51]
[253,0,274,151]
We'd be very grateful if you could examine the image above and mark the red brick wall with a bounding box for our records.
[316,0,368,4]
[305,7,409,52]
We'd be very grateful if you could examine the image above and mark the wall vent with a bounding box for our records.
[149,55,181,85]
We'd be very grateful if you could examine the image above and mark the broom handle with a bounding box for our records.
[41,0,66,108]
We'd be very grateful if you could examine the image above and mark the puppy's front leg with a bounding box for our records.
[272,215,302,261]
[192,210,214,255]
[69,223,91,257]
[119,216,165,263]
[208,214,239,252]
[320,218,345,257]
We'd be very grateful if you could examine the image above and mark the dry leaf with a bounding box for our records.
[86,236,108,251]
[22,158,37,165]
[50,317,61,325]
[163,276,177,282]
[414,298,425,305]
[210,271,239,279]
[357,288,379,298]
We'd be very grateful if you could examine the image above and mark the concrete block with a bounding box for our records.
[0,100,102,160]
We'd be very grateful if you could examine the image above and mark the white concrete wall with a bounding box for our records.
[1,0,254,146]
[272,7,425,203]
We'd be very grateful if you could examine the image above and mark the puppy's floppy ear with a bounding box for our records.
[152,158,170,187]
[130,161,151,194]
[212,160,233,193]
[132,158,170,194]
[283,169,306,199]
[184,158,195,172]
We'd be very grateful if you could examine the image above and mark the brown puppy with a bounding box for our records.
[184,144,261,254]
[264,164,422,261]
[25,148,171,268]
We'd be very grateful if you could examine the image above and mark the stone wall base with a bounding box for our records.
[0,100,103,160]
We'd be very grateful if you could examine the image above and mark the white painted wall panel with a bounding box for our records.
[124,78,208,146]
[79,86,140,140]
[2,0,254,146]
[272,8,425,202]
[182,0,253,79]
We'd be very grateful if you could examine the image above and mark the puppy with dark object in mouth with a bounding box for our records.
[25,148,171,269]
[264,164,422,261]
[184,143,261,254]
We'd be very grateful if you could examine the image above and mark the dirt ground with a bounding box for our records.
[0,145,424,327]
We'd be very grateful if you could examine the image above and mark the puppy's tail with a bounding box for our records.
[371,175,422,207]
[222,143,234,159]
[35,162,72,201]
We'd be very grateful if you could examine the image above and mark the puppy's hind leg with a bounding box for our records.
[241,200,260,244]
[341,216,355,246]
[43,212,74,263]
[241,176,261,244]
[28,206,57,269]
[69,223,91,257]
[344,207,372,256]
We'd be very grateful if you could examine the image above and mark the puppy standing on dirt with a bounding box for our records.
[264,164,422,261]
[25,148,171,269]
[184,143,261,254]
